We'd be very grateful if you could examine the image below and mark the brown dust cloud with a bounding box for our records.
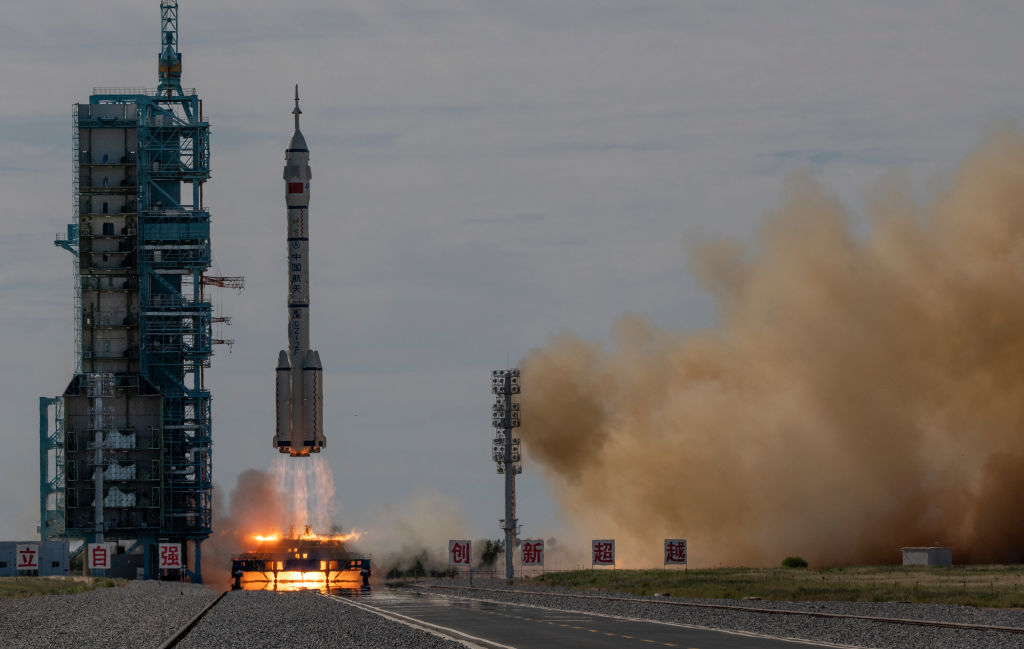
[519,132,1024,568]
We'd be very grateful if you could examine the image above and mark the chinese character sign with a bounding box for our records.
[449,540,471,566]
[521,540,544,567]
[15,544,39,571]
[664,539,687,565]
[592,539,615,566]
[159,543,182,570]
[88,543,115,570]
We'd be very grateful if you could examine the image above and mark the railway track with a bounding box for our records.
[155,590,228,649]
[423,584,1024,636]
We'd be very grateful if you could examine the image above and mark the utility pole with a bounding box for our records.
[491,369,521,581]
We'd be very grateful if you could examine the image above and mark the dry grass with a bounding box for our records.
[0,576,121,598]
[529,566,1024,608]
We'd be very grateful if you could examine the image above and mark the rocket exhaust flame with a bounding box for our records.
[519,132,1024,567]
[252,526,362,544]
[238,571,365,593]
[271,455,337,533]
[202,458,347,586]
[227,462,369,593]
[235,530,367,594]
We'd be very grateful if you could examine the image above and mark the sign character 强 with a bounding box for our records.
[159,543,182,570]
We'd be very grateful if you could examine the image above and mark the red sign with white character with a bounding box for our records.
[521,539,544,567]
[16,544,39,571]
[88,543,115,570]
[664,539,687,565]
[592,539,615,566]
[448,540,471,566]
[159,542,182,570]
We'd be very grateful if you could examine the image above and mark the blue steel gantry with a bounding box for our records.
[41,1,237,583]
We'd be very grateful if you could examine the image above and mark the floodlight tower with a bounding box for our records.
[491,369,522,580]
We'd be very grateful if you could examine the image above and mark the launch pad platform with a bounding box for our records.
[231,528,369,590]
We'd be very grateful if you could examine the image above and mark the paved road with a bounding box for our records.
[331,589,851,649]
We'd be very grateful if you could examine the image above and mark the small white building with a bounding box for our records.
[0,541,70,576]
[902,547,952,566]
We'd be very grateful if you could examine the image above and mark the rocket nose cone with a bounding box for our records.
[302,349,316,369]
[277,350,291,369]
[312,350,323,369]
[288,130,308,152]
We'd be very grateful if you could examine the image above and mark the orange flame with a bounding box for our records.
[251,525,362,544]
[239,571,364,593]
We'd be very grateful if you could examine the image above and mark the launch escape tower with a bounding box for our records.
[39,2,239,582]
[491,369,522,580]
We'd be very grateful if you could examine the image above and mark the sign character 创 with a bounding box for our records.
[448,540,471,566]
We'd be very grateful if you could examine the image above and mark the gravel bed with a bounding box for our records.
[412,578,1024,649]
[174,590,465,649]
[0,580,218,649]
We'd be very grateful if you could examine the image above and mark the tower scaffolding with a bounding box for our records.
[41,2,238,583]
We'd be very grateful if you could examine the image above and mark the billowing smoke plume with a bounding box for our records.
[201,467,474,583]
[357,490,471,577]
[202,468,288,587]
[520,132,1024,567]
[201,459,343,586]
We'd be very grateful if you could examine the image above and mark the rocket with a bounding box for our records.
[275,85,325,456]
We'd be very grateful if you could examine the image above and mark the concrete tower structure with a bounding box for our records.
[39,1,237,583]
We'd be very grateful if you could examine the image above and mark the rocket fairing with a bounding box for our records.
[275,85,326,456]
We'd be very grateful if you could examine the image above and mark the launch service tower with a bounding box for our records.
[40,1,239,582]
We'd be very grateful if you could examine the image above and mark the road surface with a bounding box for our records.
[331,588,854,649]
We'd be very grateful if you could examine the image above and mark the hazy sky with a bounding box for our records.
[2,1,1024,552]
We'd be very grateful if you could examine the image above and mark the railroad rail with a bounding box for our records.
[423,584,1024,635]
[156,590,227,649]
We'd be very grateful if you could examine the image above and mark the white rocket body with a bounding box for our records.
[275,86,325,456]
